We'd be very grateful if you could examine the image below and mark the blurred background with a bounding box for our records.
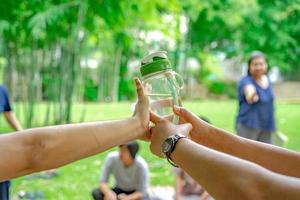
[0,0,299,199]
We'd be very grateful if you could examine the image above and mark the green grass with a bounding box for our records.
[1,100,299,199]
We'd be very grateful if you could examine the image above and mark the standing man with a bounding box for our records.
[0,85,23,200]
[91,141,149,200]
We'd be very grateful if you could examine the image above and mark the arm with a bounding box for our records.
[4,111,23,131]
[173,106,300,178]
[244,84,259,104]
[0,115,144,181]
[199,191,210,200]
[174,173,182,200]
[99,154,117,200]
[0,78,149,182]
[1,86,22,131]
[173,139,300,200]
[149,118,300,200]
[100,182,117,200]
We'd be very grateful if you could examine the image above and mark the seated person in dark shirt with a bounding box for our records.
[91,141,149,200]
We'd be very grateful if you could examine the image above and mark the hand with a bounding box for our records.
[252,93,259,103]
[133,77,150,140]
[173,106,211,143]
[117,193,127,200]
[150,112,192,157]
[104,191,117,200]
[245,84,259,104]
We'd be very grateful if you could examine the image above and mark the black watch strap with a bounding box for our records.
[163,134,187,167]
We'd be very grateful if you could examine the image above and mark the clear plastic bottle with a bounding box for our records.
[140,51,184,124]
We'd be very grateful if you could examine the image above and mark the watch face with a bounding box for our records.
[162,138,174,154]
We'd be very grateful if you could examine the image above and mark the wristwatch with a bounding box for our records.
[161,134,187,167]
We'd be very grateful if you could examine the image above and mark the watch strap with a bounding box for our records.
[164,134,187,167]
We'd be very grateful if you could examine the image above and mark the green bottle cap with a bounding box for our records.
[140,51,172,77]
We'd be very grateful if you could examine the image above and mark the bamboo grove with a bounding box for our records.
[0,0,299,127]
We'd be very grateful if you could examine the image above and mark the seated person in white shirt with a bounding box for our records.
[91,141,149,200]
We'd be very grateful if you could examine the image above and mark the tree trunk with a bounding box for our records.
[65,2,86,122]
[112,47,122,102]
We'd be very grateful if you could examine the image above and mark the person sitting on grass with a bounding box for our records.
[91,141,150,200]
[174,168,211,200]
[174,116,212,200]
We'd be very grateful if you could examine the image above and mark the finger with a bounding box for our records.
[134,77,145,100]
[179,116,187,124]
[173,106,199,125]
[179,123,193,133]
[150,111,163,124]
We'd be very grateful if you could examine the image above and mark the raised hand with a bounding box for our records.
[149,111,192,157]
[173,106,211,142]
[133,77,151,140]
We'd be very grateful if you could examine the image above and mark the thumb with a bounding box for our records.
[177,123,193,136]
[173,106,199,125]
[150,111,163,124]
[134,77,145,100]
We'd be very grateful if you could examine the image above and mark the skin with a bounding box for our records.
[174,174,182,200]
[172,106,300,177]
[0,78,150,182]
[244,57,269,104]
[100,146,143,200]
[3,111,23,131]
[149,107,300,200]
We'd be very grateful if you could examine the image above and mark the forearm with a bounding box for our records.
[0,117,143,181]
[200,191,210,200]
[100,182,114,196]
[191,122,300,177]
[175,176,182,200]
[172,139,300,200]
[29,117,143,169]
[4,112,23,131]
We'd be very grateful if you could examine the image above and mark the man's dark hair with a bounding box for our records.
[120,141,139,159]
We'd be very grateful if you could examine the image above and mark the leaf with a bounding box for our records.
[28,1,78,40]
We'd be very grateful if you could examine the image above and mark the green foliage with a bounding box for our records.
[207,81,225,95]
[205,80,237,99]
[84,77,98,101]
[0,0,299,124]
[28,2,74,39]
[197,52,223,81]
[187,0,300,77]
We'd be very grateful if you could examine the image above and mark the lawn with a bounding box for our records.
[1,100,299,199]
